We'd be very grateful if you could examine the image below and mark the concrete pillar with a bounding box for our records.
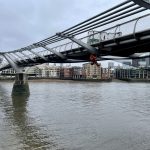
[12,73,30,96]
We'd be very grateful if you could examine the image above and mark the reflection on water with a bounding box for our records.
[0,84,58,150]
[12,95,56,150]
[0,81,150,150]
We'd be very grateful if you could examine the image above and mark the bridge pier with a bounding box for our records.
[2,53,30,96]
[12,73,30,96]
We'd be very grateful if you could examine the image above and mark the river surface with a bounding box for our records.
[0,81,150,150]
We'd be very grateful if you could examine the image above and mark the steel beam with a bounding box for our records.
[57,33,98,54]
[42,46,66,59]
[29,50,48,61]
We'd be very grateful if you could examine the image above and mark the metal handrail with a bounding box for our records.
[47,13,150,53]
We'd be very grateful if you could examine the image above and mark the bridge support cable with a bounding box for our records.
[61,1,132,33]
[16,0,140,47]
[42,46,66,59]
[39,6,147,46]
[60,4,140,36]
[66,7,147,36]
[21,52,36,62]
[57,33,98,55]
[32,0,148,45]
[2,53,23,73]
[29,50,48,61]
[35,36,65,47]
[36,0,133,45]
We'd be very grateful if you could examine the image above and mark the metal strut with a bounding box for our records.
[2,53,23,73]
[32,43,66,59]
[42,46,66,59]
[29,50,48,61]
[56,32,98,54]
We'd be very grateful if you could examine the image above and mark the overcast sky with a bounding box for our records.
[0,0,125,52]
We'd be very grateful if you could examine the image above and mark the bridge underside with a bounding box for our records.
[1,29,150,71]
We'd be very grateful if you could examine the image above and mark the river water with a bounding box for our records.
[0,81,150,150]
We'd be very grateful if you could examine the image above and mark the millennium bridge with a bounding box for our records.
[0,0,150,95]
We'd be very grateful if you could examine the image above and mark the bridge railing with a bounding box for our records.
[40,13,150,55]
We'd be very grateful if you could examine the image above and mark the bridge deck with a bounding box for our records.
[1,28,150,71]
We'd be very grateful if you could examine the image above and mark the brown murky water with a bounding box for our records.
[0,81,150,150]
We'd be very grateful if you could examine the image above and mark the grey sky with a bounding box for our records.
[0,0,124,52]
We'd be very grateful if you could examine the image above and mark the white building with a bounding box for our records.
[26,64,60,78]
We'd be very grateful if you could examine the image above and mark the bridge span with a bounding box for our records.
[0,0,150,95]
